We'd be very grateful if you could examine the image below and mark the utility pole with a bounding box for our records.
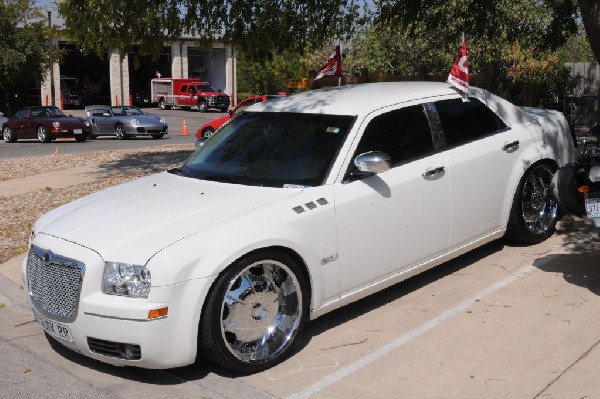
[48,10,56,106]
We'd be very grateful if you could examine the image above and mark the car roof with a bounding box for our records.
[250,82,458,115]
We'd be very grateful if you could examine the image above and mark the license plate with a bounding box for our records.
[585,196,600,219]
[73,129,83,134]
[33,309,74,343]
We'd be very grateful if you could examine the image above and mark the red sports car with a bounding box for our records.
[2,106,91,143]
[195,95,283,140]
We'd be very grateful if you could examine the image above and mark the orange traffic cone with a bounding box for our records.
[181,119,189,136]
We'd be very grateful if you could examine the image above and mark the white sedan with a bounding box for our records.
[23,82,574,373]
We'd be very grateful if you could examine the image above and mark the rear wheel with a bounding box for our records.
[505,162,558,244]
[199,251,308,374]
[3,126,16,143]
[159,97,168,110]
[37,125,51,143]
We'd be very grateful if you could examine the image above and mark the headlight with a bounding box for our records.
[103,262,151,298]
[84,120,90,127]
[129,118,141,125]
[159,117,166,124]
[52,121,60,129]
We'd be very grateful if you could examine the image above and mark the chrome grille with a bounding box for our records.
[27,246,85,323]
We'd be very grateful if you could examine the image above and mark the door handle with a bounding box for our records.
[502,141,519,152]
[422,166,445,179]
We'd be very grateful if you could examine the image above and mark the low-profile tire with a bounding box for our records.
[37,125,51,143]
[505,162,558,244]
[151,134,164,139]
[88,134,96,140]
[202,127,215,138]
[3,126,16,143]
[115,123,127,140]
[75,133,88,142]
[197,101,208,113]
[199,250,308,374]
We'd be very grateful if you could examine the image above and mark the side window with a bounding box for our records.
[181,85,188,93]
[353,104,435,168]
[434,98,507,147]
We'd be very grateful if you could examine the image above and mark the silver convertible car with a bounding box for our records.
[84,105,168,139]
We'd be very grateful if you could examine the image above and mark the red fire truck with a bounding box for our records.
[150,78,230,112]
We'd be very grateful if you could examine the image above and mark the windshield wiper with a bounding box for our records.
[202,175,242,184]
[167,167,191,177]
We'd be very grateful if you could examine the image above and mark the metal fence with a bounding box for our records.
[536,96,598,136]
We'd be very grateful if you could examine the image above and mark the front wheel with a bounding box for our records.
[199,251,308,374]
[202,127,215,138]
[505,163,558,244]
[197,101,208,113]
[37,125,51,143]
[115,123,127,140]
[75,133,88,142]
[3,126,16,143]
[151,134,164,139]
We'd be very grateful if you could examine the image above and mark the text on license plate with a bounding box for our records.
[73,129,83,134]
[586,196,600,218]
[33,309,74,343]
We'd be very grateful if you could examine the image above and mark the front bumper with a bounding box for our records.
[23,235,213,369]
[124,123,168,136]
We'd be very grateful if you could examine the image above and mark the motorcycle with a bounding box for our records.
[552,131,600,227]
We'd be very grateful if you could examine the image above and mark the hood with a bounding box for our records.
[35,172,302,264]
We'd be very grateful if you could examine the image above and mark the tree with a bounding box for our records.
[0,0,49,115]
[578,0,600,64]
[57,0,365,60]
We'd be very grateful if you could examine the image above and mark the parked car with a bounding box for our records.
[2,106,90,143]
[0,112,7,129]
[195,94,283,139]
[84,105,168,139]
[24,82,574,374]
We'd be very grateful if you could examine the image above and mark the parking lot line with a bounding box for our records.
[287,255,559,399]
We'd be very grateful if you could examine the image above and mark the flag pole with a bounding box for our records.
[338,43,342,87]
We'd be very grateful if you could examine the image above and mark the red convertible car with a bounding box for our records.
[195,95,283,140]
[2,106,91,143]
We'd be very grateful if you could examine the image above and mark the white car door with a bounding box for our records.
[335,104,451,297]
[432,96,533,248]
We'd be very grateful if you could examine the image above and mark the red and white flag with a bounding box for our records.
[448,33,469,93]
[315,45,342,80]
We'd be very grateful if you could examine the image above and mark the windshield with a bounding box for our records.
[111,106,144,116]
[31,107,65,118]
[197,85,217,92]
[180,112,355,187]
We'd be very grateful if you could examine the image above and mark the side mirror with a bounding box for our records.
[354,151,391,174]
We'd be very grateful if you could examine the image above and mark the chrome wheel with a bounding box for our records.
[506,163,558,244]
[200,251,307,373]
[37,125,50,143]
[202,127,215,138]
[3,126,15,143]
[115,123,126,140]
[221,260,302,362]
[197,101,208,112]
[521,165,557,235]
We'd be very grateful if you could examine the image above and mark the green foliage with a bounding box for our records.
[0,0,49,115]
[58,0,366,61]
[237,51,305,96]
